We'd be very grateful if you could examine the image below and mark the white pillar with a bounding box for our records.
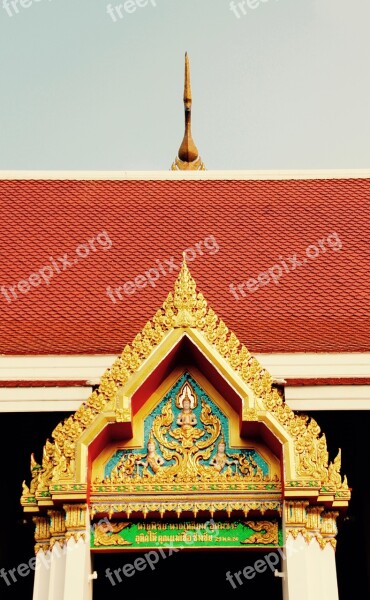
[63,537,92,600]
[47,542,66,600]
[319,511,340,600]
[47,510,67,600]
[282,533,339,600]
[32,517,51,600]
[320,542,339,600]
[306,537,325,597]
[282,502,340,600]
[33,550,51,600]
[282,532,310,600]
[62,504,93,600]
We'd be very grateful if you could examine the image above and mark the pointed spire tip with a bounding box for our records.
[170,53,205,171]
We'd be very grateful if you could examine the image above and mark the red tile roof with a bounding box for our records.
[0,177,369,355]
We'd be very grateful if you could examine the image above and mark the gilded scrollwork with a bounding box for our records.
[328,450,344,487]
[20,257,349,517]
[90,501,282,520]
[284,502,340,549]
[101,381,274,487]
[33,516,50,554]
[241,521,279,545]
[94,522,132,546]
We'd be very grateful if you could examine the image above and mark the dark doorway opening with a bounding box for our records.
[92,549,283,598]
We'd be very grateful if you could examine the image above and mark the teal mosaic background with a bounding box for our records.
[104,373,268,479]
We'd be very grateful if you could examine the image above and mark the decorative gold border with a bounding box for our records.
[21,258,350,520]
[92,364,281,483]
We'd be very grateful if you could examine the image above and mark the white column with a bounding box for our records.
[282,532,310,600]
[320,542,339,600]
[62,504,93,600]
[319,511,340,600]
[282,533,339,600]
[33,550,51,600]
[282,502,340,600]
[32,517,51,600]
[306,537,325,597]
[47,542,66,600]
[63,537,92,600]
[47,509,67,600]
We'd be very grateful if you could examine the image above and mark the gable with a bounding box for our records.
[21,259,350,523]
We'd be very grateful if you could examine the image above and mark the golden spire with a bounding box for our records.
[171,53,205,171]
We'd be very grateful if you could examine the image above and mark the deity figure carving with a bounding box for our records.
[100,379,276,485]
[170,381,204,448]
[210,438,239,473]
[136,436,165,475]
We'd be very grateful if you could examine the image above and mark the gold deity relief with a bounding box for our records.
[169,380,205,450]
[135,436,165,476]
[100,379,277,485]
[209,438,239,473]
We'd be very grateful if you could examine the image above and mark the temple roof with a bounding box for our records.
[0,173,369,355]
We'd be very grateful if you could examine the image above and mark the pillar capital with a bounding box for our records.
[48,509,67,549]
[33,516,51,554]
[63,503,88,542]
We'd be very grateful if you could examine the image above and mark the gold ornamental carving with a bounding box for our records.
[63,504,87,542]
[285,502,339,549]
[94,522,132,547]
[306,506,325,531]
[286,528,337,550]
[21,257,349,513]
[99,381,277,487]
[90,501,282,520]
[320,511,339,536]
[242,407,258,421]
[240,521,278,545]
[284,501,309,526]
[115,408,131,422]
[21,453,42,504]
[171,156,206,171]
[286,527,312,545]
[33,516,50,554]
[48,509,66,549]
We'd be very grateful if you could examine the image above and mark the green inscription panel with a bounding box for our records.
[91,519,283,550]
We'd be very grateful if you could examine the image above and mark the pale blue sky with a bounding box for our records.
[0,0,369,170]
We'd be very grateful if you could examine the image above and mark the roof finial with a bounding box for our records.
[171,53,205,171]
[183,51,192,110]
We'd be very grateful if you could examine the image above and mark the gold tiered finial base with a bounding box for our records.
[171,155,206,171]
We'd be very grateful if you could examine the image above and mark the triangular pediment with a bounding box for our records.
[21,258,350,519]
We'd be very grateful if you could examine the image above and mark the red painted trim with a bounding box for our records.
[1,377,369,389]
[285,378,370,386]
[0,380,92,387]
[130,336,245,417]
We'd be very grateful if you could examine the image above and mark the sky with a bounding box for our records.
[0,0,369,171]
